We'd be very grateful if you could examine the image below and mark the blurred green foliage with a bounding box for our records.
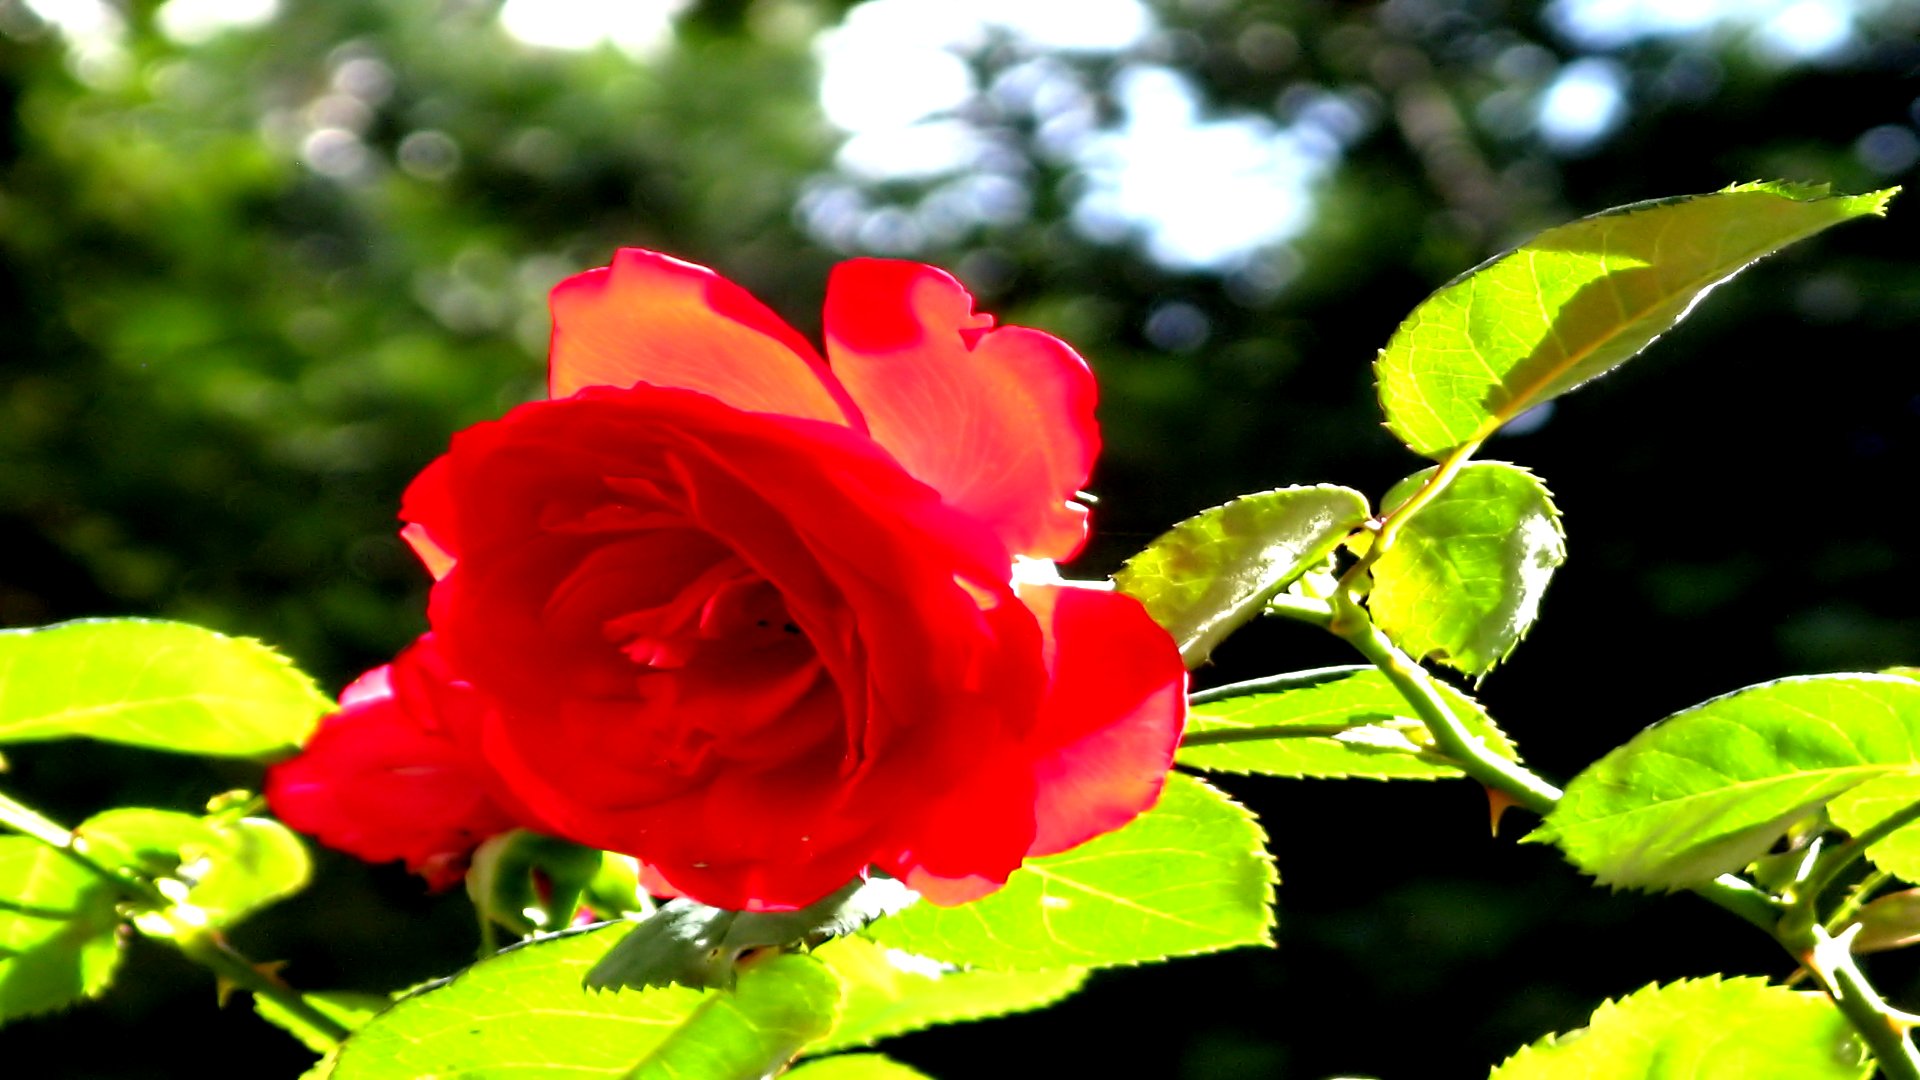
[2,0,1918,1075]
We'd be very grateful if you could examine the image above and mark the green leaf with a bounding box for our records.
[1376,182,1899,459]
[253,990,388,1055]
[1114,486,1370,666]
[0,836,124,1023]
[587,878,917,992]
[1534,674,1920,890]
[808,935,1084,1054]
[626,952,840,1080]
[1847,888,1920,954]
[787,1055,935,1080]
[77,808,310,929]
[469,830,612,938]
[330,923,709,1078]
[1488,976,1870,1079]
[1179,665,1516,779]
[1369,462,1564,677]
[197,816,311,920]
[0,619,332,758]
[865,774,1274,970]
[1829,777,1920,882]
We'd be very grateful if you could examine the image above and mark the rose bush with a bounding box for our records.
[270,250,1187,912]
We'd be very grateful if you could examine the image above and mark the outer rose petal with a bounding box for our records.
[400,522,456,580]
[265,639,521,889]
[883,758,1039,906]
[1017,583,1188,858]
[549,248,863,425]
[824,260,1097,560]
[879,585,1186,905]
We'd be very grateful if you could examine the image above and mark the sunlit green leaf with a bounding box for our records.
[1369,463,1564,677]
[866,775,1273,970]
[1534,674,1920,890]
[77,808,310,928]
[1376,182,1898,458]
[253,990,388,1055]
[788,1055,935,1079]
[1488,977,1870,1079]
[0,619,331,758]
[583,851,650,920]
[1829,776,1920,882]
[330,923,707,1078]
[0,836,123,1023]
[1114,486,1370,666]
[626,952,840,1080]
[587,878,916,993]
[809,935,1084,1054]
[1179,665,1515,779]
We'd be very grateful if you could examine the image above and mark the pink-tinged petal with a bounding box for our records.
[824,259,1098,560]
[265,640,521,889]
[899,867,1005,906]
[336,664,392,711]
[549,249,863,425]
[401,523,456,580]
[1018,584,1187,857]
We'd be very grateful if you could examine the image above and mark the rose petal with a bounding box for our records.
[1017,583,1187,857]
[477,694,874,912]
[549,248,863,425]
[265,639,521,889]
[872,583,1184,904]
[881,758,1037,906]
[824,259,1097,560]
[400,522,456,580]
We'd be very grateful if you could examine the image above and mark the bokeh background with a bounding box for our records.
[3,0,1918,1075]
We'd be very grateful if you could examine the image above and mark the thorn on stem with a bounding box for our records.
[1486,787,1519,837]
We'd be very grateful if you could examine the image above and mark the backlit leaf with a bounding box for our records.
[626,952,840,1080]
[788,1055,935,1079]
[1534,675,1920,890]
[0,619,332,758]
[1377,182,1898,459]
[0,836,123,1023]
[253,990,388,1055]
[865,774,1273,970]
[1179,665,1516,779]
[1488,977,1869,1079]
[1115,486,1370,666]
[1369,463,1564,677]
[1828,776,1920,882]
[330,923,708,1078]
[587,877,916,992]
[78,808,310,929]
[808,935,1085,1054]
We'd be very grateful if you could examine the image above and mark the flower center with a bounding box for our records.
[602,559,802,671]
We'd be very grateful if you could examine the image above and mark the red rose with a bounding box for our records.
[396,250,1186,911]
[265,635,521,889]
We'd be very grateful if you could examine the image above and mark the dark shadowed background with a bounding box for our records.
[3,0,1918,1075]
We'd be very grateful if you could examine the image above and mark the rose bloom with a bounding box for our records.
[270,250,1186,911]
